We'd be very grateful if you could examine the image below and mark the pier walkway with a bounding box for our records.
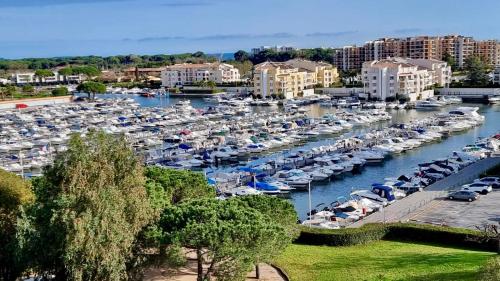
[348,156,500,227]
[0,96,72,110]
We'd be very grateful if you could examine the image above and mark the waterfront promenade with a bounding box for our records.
[348,156,500,227]
[0,96,72,109]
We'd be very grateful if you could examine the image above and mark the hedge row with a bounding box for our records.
[296,223,499,252]
[385,223,499,252]
[295,224,387,246]
[181,88,222,94]
[480,163,499,177]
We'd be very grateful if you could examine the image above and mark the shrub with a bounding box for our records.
[295,224,388,246]
[52,87,69,96]
[384,223,499,252]
[480,164,499,178]
[181,88,222,94]
[295,223,499,252]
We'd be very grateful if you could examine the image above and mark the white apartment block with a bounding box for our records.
[161,63,240,88]
[403,58,452,87]
[285,59,339,87]
[14,73,36,84]
[362,58,450,101]
[494,67,500,85]
[12,72,84,84]
[251,45,297,55]
[63,74,84,83]
[253,59,339,99]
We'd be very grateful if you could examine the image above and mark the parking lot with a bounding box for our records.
[407,189,500,229]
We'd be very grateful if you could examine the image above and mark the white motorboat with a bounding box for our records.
[489,95,500,104]
[415,100,443,109]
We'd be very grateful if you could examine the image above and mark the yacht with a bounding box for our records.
[415,100,443,109]
[488,95,500,104]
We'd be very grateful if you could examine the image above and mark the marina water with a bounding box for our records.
[94,94,500,219]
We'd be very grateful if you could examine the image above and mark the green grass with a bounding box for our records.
[274,241,496,281]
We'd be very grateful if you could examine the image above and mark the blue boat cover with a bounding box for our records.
[179,143,192,150]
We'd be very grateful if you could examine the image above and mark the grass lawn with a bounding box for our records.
[274,241,496,281]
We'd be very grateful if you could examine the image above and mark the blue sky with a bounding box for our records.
[0,0,499,58]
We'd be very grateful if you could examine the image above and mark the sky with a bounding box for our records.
[0,0,499,59]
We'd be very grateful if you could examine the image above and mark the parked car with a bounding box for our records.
[474,177,500,189]
[448,190,479,202]
[461,182,493,195]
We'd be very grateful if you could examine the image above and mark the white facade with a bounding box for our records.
[14,73,36,84]
[494,68,500,85]
[161,63,240,88]
[12,72,84,85]
[361,58,449,101]
[404,58,452,87]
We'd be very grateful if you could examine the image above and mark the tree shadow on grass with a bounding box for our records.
[384,238,496,253]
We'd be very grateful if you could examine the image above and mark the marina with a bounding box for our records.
[1,93,499,224]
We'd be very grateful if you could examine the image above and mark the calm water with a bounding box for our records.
[85,93,212,108]
[92,94,500,218]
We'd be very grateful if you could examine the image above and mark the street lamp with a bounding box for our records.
[308,180,312,228]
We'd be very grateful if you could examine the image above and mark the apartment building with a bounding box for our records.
[251,45,297,55]
[494,67,500,85]
[333,35,500,71]
[285,59,339,87]
[123,67,163,81]
[333,45,366,71]
[253,62,311,99]
[12,72,83,85]
[475,40,500,67]
[253,60,339,99]
[361,58,451,102]
[14,73,36,84]
[161,63,240,88]
[404,58,452,87]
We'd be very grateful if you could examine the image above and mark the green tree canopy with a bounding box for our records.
[17,131,154,281]
[2,85,17,99]
[226,60,253,79]
[0,85,16,100]
[159,198,293,281]
[233,195,299,239]
[51,86,69,96]
[34,69,54,78]
[71,65,101,78]
[0,169,33,281]
[76,81,106,100]
[58,67,73,76]
[21,85,35,95]
[145,166,215,206]
[442,52,456,71]
[464,55,490,87]
[234,50,249,62]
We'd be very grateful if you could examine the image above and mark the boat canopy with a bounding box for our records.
[238,167,261,173]
[179,143,192,150]
[246,181,279,191]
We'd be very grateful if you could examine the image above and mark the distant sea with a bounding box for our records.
[207,52,235,61]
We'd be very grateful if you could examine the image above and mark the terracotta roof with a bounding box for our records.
[124,67,164,72]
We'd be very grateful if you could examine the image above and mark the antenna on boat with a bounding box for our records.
[19,151,24,179]
[308,180,312,228]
